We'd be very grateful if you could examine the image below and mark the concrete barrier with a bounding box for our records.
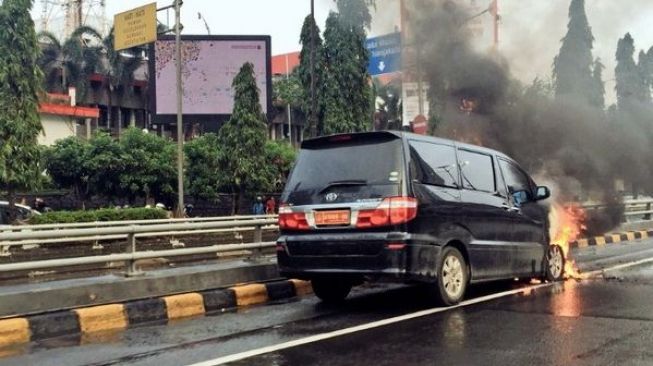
[572,229,653,248]
[0,279,312,348]
[0,259,280,317]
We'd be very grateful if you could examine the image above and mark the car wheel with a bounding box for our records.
[434,246,468,306]
[311,278,352,303]
[543,244,565,282]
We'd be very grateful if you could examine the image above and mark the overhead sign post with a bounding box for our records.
[402,82,429,127]
[366,32,402,76]
[114,2,157,51]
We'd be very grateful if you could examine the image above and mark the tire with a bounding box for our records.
[543,244,565,282]
[311,278,352,303]
[434,246,468,306]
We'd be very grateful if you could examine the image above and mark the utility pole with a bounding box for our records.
[309,0,317,137]
[175,0,184,217]
[492,0,499,51]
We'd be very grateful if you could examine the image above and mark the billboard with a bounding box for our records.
[151,35,272,124]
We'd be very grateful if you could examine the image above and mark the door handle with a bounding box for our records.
[502,204,520,212]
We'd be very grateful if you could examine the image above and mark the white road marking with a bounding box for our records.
[188,255,653,366]
[186,283,554,366]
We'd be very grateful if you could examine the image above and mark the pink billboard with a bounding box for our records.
[152,36,271,119]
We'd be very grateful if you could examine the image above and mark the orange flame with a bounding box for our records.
[549,203,586,279]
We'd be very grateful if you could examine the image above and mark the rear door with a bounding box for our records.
[281,133,406,229]
[497,158,548,276]
[457,149,515,280]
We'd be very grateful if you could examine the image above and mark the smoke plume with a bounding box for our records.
[403,0,653,234]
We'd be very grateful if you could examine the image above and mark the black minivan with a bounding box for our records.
[277,131,564,305]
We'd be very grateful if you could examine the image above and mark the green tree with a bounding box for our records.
[218,62,271,214]
[0,0,44,220]
[591,58,606,109]
[264,140,296,192]
[297,15,325,137]
[185,133,222,201]
[118,128,176,204]
[274,72,303,110]
[637,51,651,104]
[552,0,602,107]
[334,0,375,28]
[44,137,92,204]
[45,131,176,206]
[84,132,125,201]
[636,50,653,104]
[273,72,304,141]
[322,9,373,134]
[615,33,643,110]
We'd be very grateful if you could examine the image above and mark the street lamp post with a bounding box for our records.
[175,0,184,217]
[309,0,317,137]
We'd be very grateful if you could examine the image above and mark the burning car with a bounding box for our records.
[277,131,565,305]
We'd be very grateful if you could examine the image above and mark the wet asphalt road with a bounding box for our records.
[3,240,653,366]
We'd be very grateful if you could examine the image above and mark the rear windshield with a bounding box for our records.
[282,136,405,206]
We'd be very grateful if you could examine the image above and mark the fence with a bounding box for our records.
[0,215,279,276]
[1,198,652,277]
[582,198,653,222]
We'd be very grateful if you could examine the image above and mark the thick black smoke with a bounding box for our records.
[404,0,653,234]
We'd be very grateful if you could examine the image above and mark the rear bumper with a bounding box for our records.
[276,231,441,282]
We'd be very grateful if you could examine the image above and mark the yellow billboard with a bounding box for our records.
[114,3,157,51]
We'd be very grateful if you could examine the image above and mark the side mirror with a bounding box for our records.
[535,186,550,201]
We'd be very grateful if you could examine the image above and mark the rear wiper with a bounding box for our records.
[319,179,367,193]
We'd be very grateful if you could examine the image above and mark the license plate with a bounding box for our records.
[314,210,350,226]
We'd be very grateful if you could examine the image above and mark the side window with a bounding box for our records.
[409,141,459,188]
[499,159,533,202]
[458,149,495,192]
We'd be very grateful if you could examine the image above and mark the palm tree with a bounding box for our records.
[69,26,145,134]
[37,31,96,100]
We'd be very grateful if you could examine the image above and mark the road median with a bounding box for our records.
[0,279,312,348]
[572,229,653,248]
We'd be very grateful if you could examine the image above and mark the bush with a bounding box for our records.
[29,207,168,224]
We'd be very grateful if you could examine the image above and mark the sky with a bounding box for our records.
[31,0,653,104]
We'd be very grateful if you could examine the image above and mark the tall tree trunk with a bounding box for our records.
[6,187,16,223]
[117,106,122,137]
[61,66,67,93]
[232,189,241,216]
[106,85,112,131]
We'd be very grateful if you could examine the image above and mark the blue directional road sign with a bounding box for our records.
[366,32,402,76]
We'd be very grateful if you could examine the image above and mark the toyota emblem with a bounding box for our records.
[325,193,338,202]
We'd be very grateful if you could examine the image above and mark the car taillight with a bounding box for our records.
[356,196,418,228]
[278,204,309,230]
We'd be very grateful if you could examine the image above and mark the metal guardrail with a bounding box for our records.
[0,216,279,276]
[1,198,651,277]
[582,198,653,221]
[0,214,279,232]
